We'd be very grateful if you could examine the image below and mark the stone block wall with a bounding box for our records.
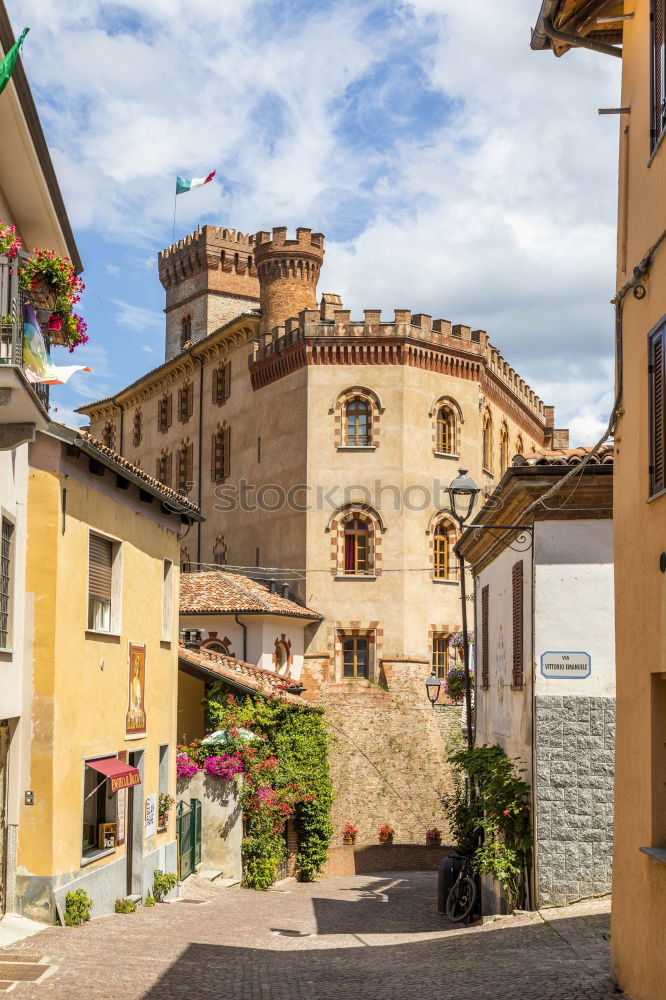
[535,696,615,907]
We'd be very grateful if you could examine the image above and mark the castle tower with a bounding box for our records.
[158,226,260,360]
[254,227,325,334]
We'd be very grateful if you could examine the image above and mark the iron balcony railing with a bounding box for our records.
[0,253,49,409]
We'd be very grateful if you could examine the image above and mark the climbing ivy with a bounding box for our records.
[198,687,334,888]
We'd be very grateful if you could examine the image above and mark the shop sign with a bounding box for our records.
[145,793,156,838]
[540,651,591,679]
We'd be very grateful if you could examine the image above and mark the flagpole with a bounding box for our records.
[172,187,177,244]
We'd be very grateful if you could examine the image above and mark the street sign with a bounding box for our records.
[540,651,591,679]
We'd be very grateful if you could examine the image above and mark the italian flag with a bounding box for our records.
[176,170,216,195]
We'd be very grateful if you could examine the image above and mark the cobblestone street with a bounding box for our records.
[0,873,627,999]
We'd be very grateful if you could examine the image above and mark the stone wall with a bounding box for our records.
[535,695,615,907]
[321,843,455,878]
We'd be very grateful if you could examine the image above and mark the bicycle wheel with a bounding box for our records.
[445,875,477,922]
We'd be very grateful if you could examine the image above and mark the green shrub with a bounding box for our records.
[114,897,136,914]
[64,888,92,926]
[152,869,178,902]
[144,895,156,907]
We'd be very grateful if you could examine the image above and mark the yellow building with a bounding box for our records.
[532,3,666,997]
[19,423,201,922]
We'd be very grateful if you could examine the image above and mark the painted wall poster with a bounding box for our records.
[145,793,156,838]
[116,751,127,846]
[126,643,147,736]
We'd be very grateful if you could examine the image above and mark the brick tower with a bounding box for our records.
[158,226,260,360]
[254,227,325,334]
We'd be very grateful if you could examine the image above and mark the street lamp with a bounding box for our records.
[425,670,441,706]
[443,469,480,749]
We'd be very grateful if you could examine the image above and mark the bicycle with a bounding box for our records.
[445,856,477,923]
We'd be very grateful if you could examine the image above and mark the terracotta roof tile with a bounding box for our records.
[513,444,614,467]
[178,642,310,706]
[180,571,321,618]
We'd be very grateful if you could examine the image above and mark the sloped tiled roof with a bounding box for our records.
[180,571,321,619]
[48,422,202,517]
[513,444,614,467]
[178,642,310,706]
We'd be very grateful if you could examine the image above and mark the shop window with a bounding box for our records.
[82,759,117,859]
[0,517,14,649]
[162,559,173,642]
[88,532,121,633]
[342,635,368,679]
[432,634,450,679]
[345,397,371,446]
[649,318,665,496]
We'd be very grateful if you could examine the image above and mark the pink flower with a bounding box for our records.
[502,809,509,816]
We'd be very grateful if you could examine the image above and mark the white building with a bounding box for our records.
[0,6,81,916]
[458,446,615,912]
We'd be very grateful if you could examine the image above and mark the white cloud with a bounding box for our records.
[7,0,622,439]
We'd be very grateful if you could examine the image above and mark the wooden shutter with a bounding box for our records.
[652,0,666,148]
[178,387,183,421]
[650,324,665,495]
[187,443,194,489]
[166,393,172,429]
[177,448,185,492]
[224,362,231,400]
[223,426,231,480]
[166,453,172,488]
[481,585,489,689]
[156,458,161,481]
[512,561,524,688]
[188,383,194,418]
[89,535,112,601]
[212,367,219,404]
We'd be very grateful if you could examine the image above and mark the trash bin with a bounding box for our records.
[437,855,482,923]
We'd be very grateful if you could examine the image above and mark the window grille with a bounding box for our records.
[652,0,666,152]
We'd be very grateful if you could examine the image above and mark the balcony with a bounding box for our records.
[1,253,50,410]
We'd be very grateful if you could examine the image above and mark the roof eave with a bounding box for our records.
[531,0,563,50]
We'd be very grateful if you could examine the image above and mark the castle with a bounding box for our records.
[78,224,568,842]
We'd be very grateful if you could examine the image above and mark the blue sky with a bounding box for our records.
[7,0,621,442]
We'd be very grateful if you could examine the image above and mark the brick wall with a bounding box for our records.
[321,843,455,878]
[535,695,615,906]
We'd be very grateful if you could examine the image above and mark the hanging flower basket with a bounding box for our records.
[26,277,58,314]
[47,314,62,332]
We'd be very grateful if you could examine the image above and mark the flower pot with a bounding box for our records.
[26,278,58,313]
[378,834,393,844]
[342,835,356,845]
[47,315,62,332]
[426,836,441,846]
[157,817,168,831]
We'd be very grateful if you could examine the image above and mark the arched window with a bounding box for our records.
[345,397,371,446]
[500,424,509,475]
[180,315,192,350]
[101,421,115,450]
[482,411,493,471]
[433,520,455,579]
[203,640,230,656]
[516,434,524,456]
[133,410,142,447]
[213,535,227,566]
[436,406,455,454]
[180,546,190,573]
[344,517,369,575]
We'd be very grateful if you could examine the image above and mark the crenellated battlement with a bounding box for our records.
[253,227,325,334]
[254,226,325,255]
[158,225,259,291]
[250,302,547,423]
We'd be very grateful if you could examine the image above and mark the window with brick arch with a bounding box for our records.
[211,426,231,482]
[177,442,194,494]
[180,547,191,573]
[345,397,371,446]
[180,315,192,350]
[515,434,524,457]
[482,411,493,471]
[433,520,455,580]
[436,406,455,454]
[342,635,368,679]
[500,424,509,475]
[178,382,193,423]
[343,517,370,575]
[212,362,231,404]
[133,410,142,447]
[101,421,115,450]
[158,393,172,432]
[156,452,172,488]
[432,634,450,679]
[213,535,227,566]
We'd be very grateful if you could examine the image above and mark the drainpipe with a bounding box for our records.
[541,16,622,58]
[234,615,247,662]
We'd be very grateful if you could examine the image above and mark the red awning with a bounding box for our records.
[87,757,140,793]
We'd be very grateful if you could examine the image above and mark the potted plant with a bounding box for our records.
[444,666,474,705]
[449,630,472,660]
[19,249,87,350]
[425,827,442,846]
[378,824,394,844]
[342,822,358,845]
[0,221,21,261]
[158,793,175,830]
